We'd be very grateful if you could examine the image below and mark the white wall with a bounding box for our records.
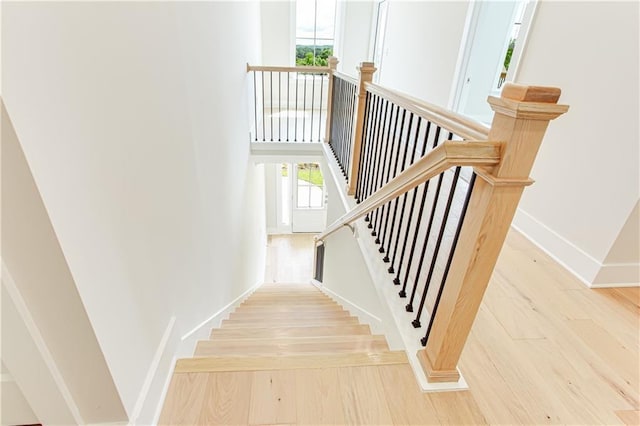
[512,1,640,286]
[261,1,295,65]
[377,1,469,107]
[2,102,127,423]
[335,0,375,76]
[2,1,265,421]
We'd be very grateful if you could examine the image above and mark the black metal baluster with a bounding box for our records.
[261,72,266,141]
[376,104,399,247]
[286,72,290,142]
[365,96,384,223]
[398,124,439,297]
[270,71,273,141]
[379,105,403,253]
[319,73,324,142]
[356,92,372,203]
[411,166,462,326]
[392,117,423,286]
[278,72,281,141]
[253,71,258,141]
[363,95,382,213]
[385,109,410,268]
[329,76,336,148]
[302,74,307,141]
[294,72,299,141]
[370,99,390,233]
[310,74,315,143]
[421,173,477,346]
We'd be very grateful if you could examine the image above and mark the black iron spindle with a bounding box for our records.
[375,104,398,246]
[310,74,315,143]
[270,71,273,141]
[278,72,281,141]
[392,117,424,287]
[411,166,462,326]
[356,92,372,202]
[302,74,307,141]
[398,124,440,301]
[421,173,477,346]
[319,73,324,142]
[261,72,266,141]
[379,105,403,252]
[369,99,390,233]
[253,71,258,141]
[287,72,290,142]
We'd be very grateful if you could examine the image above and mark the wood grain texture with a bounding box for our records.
[210,324,372,340]
[295,368,346,424]
[198,372,252,425]
[249,370,297,425]
[175,351,409,373]
[338,366,394,425]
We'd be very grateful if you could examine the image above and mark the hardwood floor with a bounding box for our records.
[160,230,639,425]
[264,234,315,284]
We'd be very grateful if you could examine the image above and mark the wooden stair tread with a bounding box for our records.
[195,335,389,356]
[209,324,372,339]
[175,351,409,373]
[233,304,345,312]
[228,310,349,320]
[221,317,359,328]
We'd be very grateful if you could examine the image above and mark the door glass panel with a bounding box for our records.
[296,163,324,208]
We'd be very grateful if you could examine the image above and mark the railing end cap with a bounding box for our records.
[500,83,561,103]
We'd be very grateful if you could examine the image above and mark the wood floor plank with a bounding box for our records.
[197,371,252,425]
[427,391,488,425]
[295,368,346,425]
[616,410,640,425]
[158,373,208,425]
[248,369,297,425]
[377,364,440,425]
[337,366,394,425]
[175,351,409,373]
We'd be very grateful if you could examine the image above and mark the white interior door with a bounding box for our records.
[291,162,327,233]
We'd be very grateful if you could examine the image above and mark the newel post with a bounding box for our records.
[324,56,339,144]
[418,84,569,382]
[347,62,377,195]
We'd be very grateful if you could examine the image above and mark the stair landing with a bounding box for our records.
[158,283,485,425]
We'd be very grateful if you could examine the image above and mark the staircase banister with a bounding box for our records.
[365,82,491,141]
[315,140,502,243]
[332,70,359,86]
[246,63,331,73]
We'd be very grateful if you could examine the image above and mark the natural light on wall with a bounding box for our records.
[296,0,337,66]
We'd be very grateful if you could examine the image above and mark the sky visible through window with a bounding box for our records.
[296,0,336,66]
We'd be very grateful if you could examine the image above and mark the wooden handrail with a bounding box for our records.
[315,140,501,242]
[365,83,490,141]
[246,64,330,73]
[332,71,359,86]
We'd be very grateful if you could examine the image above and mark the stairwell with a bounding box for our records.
[158,283,451,425]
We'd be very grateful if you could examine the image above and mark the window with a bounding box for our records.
[296,0,337,66]
[296,163,324,208]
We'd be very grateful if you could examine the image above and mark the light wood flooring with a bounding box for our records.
[264,234,315,283]
[160,230,639,425]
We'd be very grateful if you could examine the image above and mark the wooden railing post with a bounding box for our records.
[347,62,377,195]
[418,84,569,382]
[324,56,339,144]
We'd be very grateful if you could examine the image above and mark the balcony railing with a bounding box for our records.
[250,57,569,385]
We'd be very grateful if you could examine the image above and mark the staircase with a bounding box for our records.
[159,283,435,425]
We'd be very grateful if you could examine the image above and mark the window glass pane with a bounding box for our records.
[296,0,316,39]
[315,0,336,39]
[297,186,310,208]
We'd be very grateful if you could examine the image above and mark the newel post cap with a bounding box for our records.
[327,56,339,70]
[488,83,569,120]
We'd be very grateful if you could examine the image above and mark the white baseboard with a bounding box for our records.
[177,281,263,358]
[311,279,383,332]
[513,208,639,288]
[130,316,179,426]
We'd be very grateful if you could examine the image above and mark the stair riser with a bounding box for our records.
[221,318,359,328]
[194,341,390,357]
[209,325,372,339]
